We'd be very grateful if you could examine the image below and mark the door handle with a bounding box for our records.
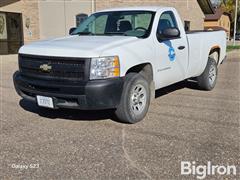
[178,46,185,50]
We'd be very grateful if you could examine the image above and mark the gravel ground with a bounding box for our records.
[0,51,239,180]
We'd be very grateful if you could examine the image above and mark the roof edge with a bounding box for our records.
[0,0,20,7]
[197,0,215,14]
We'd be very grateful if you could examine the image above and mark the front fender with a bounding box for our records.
[100,38,155,77]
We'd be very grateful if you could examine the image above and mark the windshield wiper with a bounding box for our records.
[76,32,95,36]
[105,32,143,38]
[104,32,125,36]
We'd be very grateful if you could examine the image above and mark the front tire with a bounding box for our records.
[197,58,218,91]
[115,73,151,124]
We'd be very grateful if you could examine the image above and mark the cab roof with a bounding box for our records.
[98,6,172,13]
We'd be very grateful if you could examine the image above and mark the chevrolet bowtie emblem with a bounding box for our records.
[40,64,52,72]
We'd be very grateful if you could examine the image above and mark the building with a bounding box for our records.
[0,0,214,55]
[0,0,93,54]
[204,8,231,39]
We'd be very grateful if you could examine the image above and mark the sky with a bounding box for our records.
[210,0,221,6]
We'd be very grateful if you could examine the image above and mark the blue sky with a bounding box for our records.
[211,0,221,5]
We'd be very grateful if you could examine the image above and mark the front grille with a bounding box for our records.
[19,54,90,81]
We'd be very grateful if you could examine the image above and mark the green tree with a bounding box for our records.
[219,0,240,33]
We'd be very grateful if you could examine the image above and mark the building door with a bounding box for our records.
[0,12,23,55]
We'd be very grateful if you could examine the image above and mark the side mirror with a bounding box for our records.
[69,27,77,35]
[157,27,180,41]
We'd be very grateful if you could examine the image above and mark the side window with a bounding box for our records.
[116,15,133,32]
[87,15,108,34]
[115,13,153,33]
[76,14,88,27]
[135,13,152,29]
[158,11,178,33]
[94,15,108,34]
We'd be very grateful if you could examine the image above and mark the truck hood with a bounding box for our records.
[19,35,140,57]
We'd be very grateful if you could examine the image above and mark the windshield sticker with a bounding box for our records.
[168,47,176,61]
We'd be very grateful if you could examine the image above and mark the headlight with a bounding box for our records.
[90,56,120,80]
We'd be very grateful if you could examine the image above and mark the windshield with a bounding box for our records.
[72,11,155,38]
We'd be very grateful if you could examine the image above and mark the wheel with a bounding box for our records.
[115,73,151,124]
[197,58,218,91]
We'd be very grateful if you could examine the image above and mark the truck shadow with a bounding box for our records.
[155,79,199,98]
[19,80,199,122]
[19,100,116,122]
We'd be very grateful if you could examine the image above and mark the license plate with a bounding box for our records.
[36,96,54,108]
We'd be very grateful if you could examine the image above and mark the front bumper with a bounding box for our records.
[13,72,124,110]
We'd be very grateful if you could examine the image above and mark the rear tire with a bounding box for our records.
[115,73,150,124]
[197,58,218,91]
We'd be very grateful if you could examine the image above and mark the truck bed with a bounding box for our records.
[186,30,227,78]
[186,30,223,34]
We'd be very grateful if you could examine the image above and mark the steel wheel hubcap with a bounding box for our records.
[130,84,147,116]
[209,64,216,85]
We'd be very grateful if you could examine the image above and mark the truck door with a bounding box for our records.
[154,11,188,88]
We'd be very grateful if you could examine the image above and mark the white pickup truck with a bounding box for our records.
[14,6,227,123]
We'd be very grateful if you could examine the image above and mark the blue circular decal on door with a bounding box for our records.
[168,47,176,61]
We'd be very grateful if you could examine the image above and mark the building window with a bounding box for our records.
[0,11,23,55]
[76,13,88,27]
[184,21,190,31]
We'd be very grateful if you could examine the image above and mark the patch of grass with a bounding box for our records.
[227,45,240,52]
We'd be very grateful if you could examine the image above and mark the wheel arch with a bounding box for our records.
[209,46,220,65]
[126,63,153,81]
[126,63,155,100]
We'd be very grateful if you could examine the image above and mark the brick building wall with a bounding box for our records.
[0,0,40,43]
[95,0,205,30]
